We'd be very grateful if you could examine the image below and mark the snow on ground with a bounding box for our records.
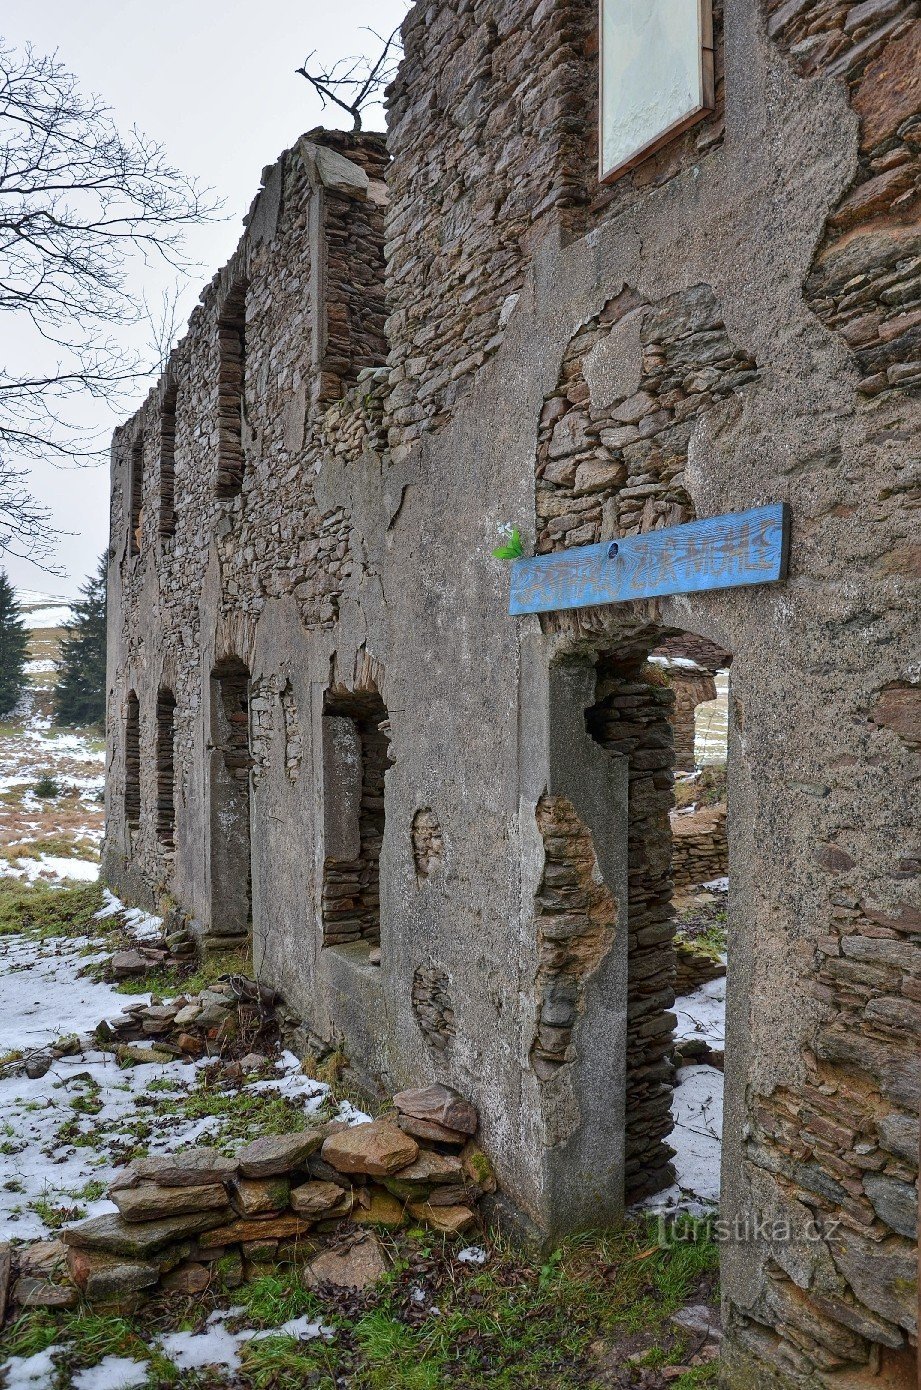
[20,607,73,632]
[158,1308,330,1374]
[674,975,725,1050]
[0,886,366,1243]
[0,932,135,1053]
[2,856,99,884]
[644,972,726,1216]
[695,670,728,765]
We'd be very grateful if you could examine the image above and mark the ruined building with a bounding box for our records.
[104,2,920,1385]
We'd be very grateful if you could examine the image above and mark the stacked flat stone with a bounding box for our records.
[673,937,726,997]
[31,1086,495,1310]
[669,805,728,890]
[100,976,276,1062]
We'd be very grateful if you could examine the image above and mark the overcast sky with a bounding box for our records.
[2,0,407,596]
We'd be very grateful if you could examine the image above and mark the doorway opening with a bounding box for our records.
[585,630,731,1208]
[209,657,252,941]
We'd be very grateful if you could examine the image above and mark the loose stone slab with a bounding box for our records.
[12,1276,79,1309]
[384,1151,463,1199]
[201,1213,317,1245]
[237,1129,324,1177]
[230,1177,291,1217]
[392,1084,478,1136]
[112,1182,229,1222]
[321,1120,419,1177]
[290,1181,354,1218]
[397,1115,467,1146]
[62,1210,230,1256]
[407,1201,476,1234]
[351,1186,405,1227]
[112,1149,238,1190]
[67,1248,161,1302]
[304,1232,388,1290]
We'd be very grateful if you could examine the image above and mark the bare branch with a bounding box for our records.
[296,23,403,133]
[0,39,220,516]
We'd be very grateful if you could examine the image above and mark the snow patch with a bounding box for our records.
[71,1356,150,1389]
[1,1347,63,1390]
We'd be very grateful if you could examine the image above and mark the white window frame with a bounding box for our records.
[599,0,715,185]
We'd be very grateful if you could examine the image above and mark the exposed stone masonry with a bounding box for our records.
[665,669,718,772]
[411,966,456,1053]
[530,795,618,1080]
[586,662,677,1201]
[766,0,921,396]
[411,808,444,879]
[671,805,729,889]
[385,2,728,458]
[535,285,759,554]
[124,693,141,831]
[215,278,247,498]
[155,689,176,848]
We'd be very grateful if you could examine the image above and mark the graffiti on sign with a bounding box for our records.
[508,504,790,616]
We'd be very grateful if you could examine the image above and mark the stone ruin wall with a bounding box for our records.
[104,128,388,918]
[384,0,919,1383]
[105,1,920,1385]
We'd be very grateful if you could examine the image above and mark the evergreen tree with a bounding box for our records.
[0,569,28,716]
[56,554,107,728]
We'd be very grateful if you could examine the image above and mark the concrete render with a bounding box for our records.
[105,2,919,1384]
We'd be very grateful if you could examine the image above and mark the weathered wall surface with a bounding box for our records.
[106,2,919,1386]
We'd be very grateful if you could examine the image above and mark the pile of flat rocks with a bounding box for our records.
[97,976,279,1064]
[3,1085,494,1316]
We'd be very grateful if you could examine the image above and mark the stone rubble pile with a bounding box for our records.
[96,975,280,1064]
[2,1085,494,1317]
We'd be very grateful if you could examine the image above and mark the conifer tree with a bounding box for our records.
[0,569,27,716]
[55,555,107,728]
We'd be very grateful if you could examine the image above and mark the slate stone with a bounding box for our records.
[383,1151,463,1198]
[396,1114,467,1146]
[829,1229,918,1334]
[407,1201,476,1234]
[863,1173,918,1239]
[230,1177,291,1217]
[322,1120,418,1177]
[62,1209,229,1256]
[350,1186,405,1227]
[76,1253,161,1304]
[13,1277,79,1309]
[161,1261,211,1294]
[113,1148,238,1190]
[0,1244,10,1325]
[877,1112,920,1164]
[290,1180,354,1217]
[200,1213,316,1245]
[304,1232,388,1290]
[392,1084,478,1136]
[112,1182,229,1222]
[237,1130,324,1177]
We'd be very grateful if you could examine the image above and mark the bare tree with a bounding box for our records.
[296,24,403,133]
[0,41,219,561]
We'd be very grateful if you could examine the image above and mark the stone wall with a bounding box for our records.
[667,670,719,772]
[106,1,920,1383]
[585,659,677,1202]
[671,805,729,889]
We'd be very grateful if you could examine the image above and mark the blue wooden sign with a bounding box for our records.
[509,504,789,616]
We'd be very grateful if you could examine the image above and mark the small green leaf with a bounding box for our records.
[492,527,524,560]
